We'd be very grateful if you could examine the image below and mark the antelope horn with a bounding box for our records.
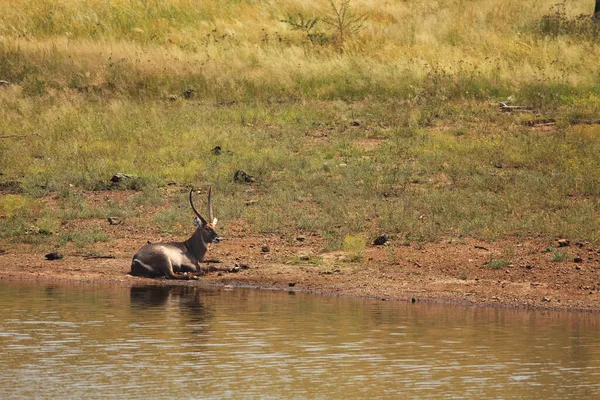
[208,186,215,224]
[189,188,208,225]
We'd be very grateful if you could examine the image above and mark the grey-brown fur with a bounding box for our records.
[130,188,220,279]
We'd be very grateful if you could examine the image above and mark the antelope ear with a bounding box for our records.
[212,217,218,226]
[193,217,202,227]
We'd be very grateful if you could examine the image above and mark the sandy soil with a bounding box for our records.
[2,214,600,311]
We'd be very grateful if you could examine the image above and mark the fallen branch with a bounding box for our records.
[83,254,116,260]
[498,103,533,112]
[569,119,600,125]
[522,118,600,128]
[522,118,556,127]
[201,259,222,264]
[0,133,42,139]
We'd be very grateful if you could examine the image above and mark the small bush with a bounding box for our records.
[552,251,570,262]
[537,2,600,41]
[485,258,509,270]
[343,233,366,262]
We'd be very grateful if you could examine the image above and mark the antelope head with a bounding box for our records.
[189,187,221,245]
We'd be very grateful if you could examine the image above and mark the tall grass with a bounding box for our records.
[0,1,598,102]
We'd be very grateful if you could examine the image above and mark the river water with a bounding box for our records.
[1,281,599,399]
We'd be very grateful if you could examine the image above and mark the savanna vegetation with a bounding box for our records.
[1,0,600,252]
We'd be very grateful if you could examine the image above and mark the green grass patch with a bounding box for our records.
[343,234,366,262]
[552,251,571,262]
[485,259,509,270]
[2,1,600,247]
[58,230,110,248]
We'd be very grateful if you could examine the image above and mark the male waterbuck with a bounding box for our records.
[130,187,221,279]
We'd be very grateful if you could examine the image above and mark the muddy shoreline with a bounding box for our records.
[2,234,600,312]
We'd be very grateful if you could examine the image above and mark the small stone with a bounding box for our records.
[167,94,178,101]
[229,266,240,273]
[110,173,136,183]
[296,236,306,242]
[261,246,270,253]
[233,170,255,183]
[574,257,583,263]
[107,217,123,225]
[373,235,388,246]
[558,239,570,247]
[288,282,296,287]
[410,297,417,303]
[45,252,63,260]
[183,88,194,99]
[542,296,551,303]
[350,121,360,126]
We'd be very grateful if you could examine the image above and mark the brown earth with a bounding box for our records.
[1,191,600,311]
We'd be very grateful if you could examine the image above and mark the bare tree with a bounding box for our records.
[322,0,368,51]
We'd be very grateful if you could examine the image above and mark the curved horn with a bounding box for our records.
[208,186,214,223]
[189,188,207,225]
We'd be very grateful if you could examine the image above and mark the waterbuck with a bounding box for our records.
[130,187,221,279]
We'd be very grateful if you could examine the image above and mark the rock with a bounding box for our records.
[0,80,9,86]
[110,173,136,183]
[167,94,178,101]
[107,217,123,225]
[574,257,583,263]
[542,296,551,303]
[557,239,570,247]
[350,121,360,126]
[183,88,194,99]
[233,170,255,183]
[288,282,296,287]
[261,246,270,253]
[45,252,63,260]
[229,266,240,273]
[373,235,388,246]
[0,249,5,255]
[296,236,306,242]
[576,241,586,248]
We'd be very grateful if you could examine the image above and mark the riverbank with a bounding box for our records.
[2,227,599,311]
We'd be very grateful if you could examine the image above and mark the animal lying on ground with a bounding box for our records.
[130,187,221,279]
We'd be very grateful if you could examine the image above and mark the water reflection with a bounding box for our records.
[130,285,212,334]
[1,281,600,399]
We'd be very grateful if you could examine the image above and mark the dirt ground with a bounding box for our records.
[2,213,600,311]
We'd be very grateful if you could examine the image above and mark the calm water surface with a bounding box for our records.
[1,281,600,399]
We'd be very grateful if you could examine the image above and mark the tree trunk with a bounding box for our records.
[595,0,600,20]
